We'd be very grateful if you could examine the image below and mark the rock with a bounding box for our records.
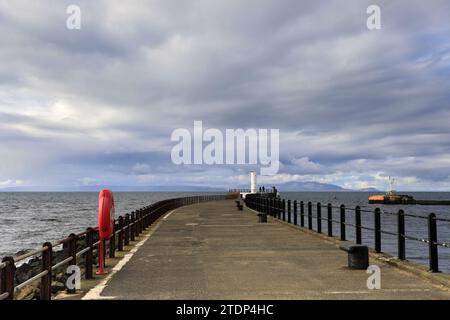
[15,249,31,256]
[15,285,35,300]
[15,263,33,285]
[28,258,40,268]
[55,272,65,282]
[51,281,66,294]
[33,287,41,300]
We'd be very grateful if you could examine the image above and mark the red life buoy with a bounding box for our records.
[97,189,115,275]
[98,189,115,240]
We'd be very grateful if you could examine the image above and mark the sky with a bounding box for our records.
[0,0,450,191]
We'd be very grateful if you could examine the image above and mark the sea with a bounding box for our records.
[1,191,450,272]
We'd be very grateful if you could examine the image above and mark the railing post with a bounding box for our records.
[137,210,142,234]
[428,213,439,272]
[327,203,332,237]
[269,198,272,217]
[397,210,406,260]
[260,198,264,213]
[355,206,362,244]
[308,201,312,230]
[85,228,94,279]
[135,211,141,236]
[340,205,346,241]
[300,201,304,227]
[259,197,262,212]
[137,210,142,236]
[0,256,15,300]
[67,233,77,294]
[317,202,322,233]
[287,200,291,223]
[109,221,116,258]
[130,212,136,242]
[118,216,124,251]
[374,208,381,253]
[282,199,286,221]
[40,242,53,300]
[270,198,273,216]
[124,214,130,246]
[293,200,298,225]
[278,199,282,219]
[147,208,152,227]
[143,209,148,230]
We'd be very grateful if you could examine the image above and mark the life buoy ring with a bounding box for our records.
[98,189,115,240]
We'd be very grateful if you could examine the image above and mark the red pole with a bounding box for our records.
[96,240,108,275]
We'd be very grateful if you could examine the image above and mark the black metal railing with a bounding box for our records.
[0,194,231,300]
[244,194,450,273]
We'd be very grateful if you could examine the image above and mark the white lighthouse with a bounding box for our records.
[250,171,257,194]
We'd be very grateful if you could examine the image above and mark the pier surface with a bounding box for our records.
[93,200,449,299]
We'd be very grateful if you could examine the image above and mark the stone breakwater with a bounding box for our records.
[13,234,101,300]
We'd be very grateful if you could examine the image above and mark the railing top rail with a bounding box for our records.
[277,198,443,221]
[13,245,49,263]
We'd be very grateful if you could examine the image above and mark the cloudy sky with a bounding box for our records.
[0,0,450,191]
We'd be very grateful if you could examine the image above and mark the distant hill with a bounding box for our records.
[0,182,379,192]
[276,181,346,191]
[271,181,379,192]
[356,187,380,192]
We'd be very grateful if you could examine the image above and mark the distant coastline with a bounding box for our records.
[2,181,448,193]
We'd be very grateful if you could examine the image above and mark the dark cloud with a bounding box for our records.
[0,1,450,190]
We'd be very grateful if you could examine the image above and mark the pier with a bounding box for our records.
[2,195,450,300]
[82,199,450,299]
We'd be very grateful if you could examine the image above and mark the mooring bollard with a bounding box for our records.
[258,212,267,223]
[340,243,369,269]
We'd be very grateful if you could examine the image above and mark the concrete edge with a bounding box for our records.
[244,206,450,291]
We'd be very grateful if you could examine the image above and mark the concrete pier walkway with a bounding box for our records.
[92,200,450,299]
